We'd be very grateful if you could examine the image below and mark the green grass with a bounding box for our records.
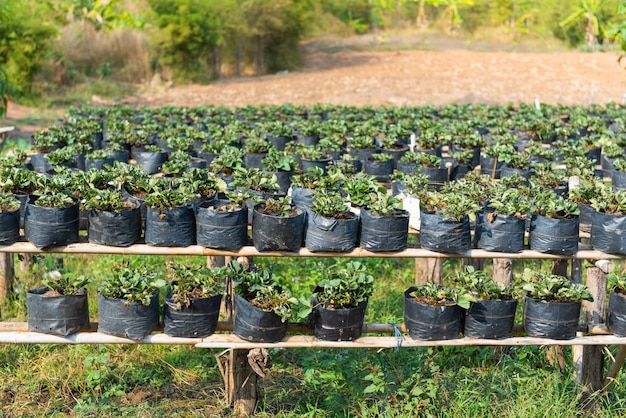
[2,254,626,416]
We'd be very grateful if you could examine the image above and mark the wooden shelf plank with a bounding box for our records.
[0,330,623,347]
[0,241,620,259]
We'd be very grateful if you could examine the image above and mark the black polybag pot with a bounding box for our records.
[244,152,266,170]
[88,203,142,247]
[529,214,579,255]
[464,299,518,339]
[474,211,526,253]
[364,159,394,182]
[578,203,594,233]
[0,207,20,245]
[420,167,448,190]
[134,151,168,174]
[480,155,503,179]
[397,161,417,175]
[607,291,626,337]
[523,295,581,340]
[29,153,54,173]
[420,212,471,254]
[359,207,409,252]
[85,157,115,171]
[252,203,305,252]
[268,171,293,195]
[591,210,626,254]
[195,200,248,250]
[404,287,463,340]
[267,135,294,151]
[291,187,315,210]
[24,196,80,249]
[27,287,90,336]
[612,170,626,191]
[305,210,358,252]
[163,294,223,338]
[301,158,331,174]
[310,299,367,341]
[145,203,196,247]
[233,293,287,343]
[98,292,160,340]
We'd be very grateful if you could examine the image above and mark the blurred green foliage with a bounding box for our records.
[0,0,624,103]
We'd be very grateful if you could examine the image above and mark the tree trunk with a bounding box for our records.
[212,47,222,80]
[236,42,244,77]
[255,36,265,76]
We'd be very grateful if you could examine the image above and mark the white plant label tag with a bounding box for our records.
[404,195,421,230]
[409,133,416,153]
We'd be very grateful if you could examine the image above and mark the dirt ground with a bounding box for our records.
[5,49,626,124]
[121,49,626,108]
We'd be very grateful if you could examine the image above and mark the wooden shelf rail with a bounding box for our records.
[0,241,621,259]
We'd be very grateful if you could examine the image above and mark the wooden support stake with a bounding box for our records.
[604,346,626,389]
[492,258,512,285]
[581,266,607,394]
[0,253,14,303]
[217,349,259,416]
[414,258,441,284]
[19,253,33,273]
[572,259,584,385]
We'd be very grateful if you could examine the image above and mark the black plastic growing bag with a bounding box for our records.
[420,212,471,254]
[607,292,626,337]
[195,200,248,251]
[591,210,626,255]
[0,208,20,245]
[163,294,222,338]
[134,151,168,175]
[24,196,80,249]
[27,287,90,336]
[474,211,526,253]
[464,299,518,339]
[145,203,196,247]
[359,207,409,252]
[305,210,358,252]
[88,202,142,247]
[252,203,305,252]
[529,214,579,255]
[404,287,463,340]
[310,300,367,341]
[233,293,287,343]
[291,187,315,210]
[98,292,160,340]
[523,295,580,340]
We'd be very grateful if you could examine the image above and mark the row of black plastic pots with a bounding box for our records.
[2,192,626,256]
[27,285,626,343]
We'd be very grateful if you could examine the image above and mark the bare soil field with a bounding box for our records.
[122,49,626,108]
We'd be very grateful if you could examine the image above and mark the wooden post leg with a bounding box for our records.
[492,258,512,285]
[414,258,441,284]
[217,349,259,416]
[572,260,584,385]
[0,253,14,303]
[581,266,607,394]
[545,259,570,371]
[19,253,33,273]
